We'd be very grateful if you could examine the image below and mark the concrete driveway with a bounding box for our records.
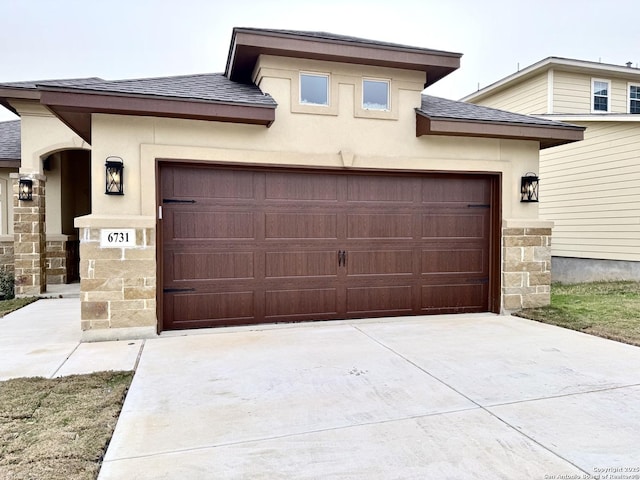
[97,314,640,479]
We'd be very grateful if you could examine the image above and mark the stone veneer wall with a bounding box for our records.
[502,224,552,310]
[0,237,14,274]
[13,175,47,296]
[46,238,67,284]
[79,226,156,335]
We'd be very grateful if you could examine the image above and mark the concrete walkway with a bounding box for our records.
[0,297,141,380]
[2,298,640,478]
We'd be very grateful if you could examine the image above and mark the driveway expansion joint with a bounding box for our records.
[101,405,482,463]
[352,324,590,476]
[483,382,640,409]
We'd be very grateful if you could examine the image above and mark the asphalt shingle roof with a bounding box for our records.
[419,95,580,128]
[0,78,104,89]
[235,28,460,56]
[38,73,276,107]
[0,120,20,160]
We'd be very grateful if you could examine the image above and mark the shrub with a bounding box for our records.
[0,268,15,300]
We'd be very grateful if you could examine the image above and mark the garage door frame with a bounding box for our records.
[155,159,502,333]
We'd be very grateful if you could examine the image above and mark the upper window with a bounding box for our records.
[362,79,390,111]
[629,84,640,114]
[300,73,329,106]
[592,79,610,112]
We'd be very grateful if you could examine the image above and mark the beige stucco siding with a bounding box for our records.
[540,121,640,261]
[473,72,547,114]
[86,56,541,224]
[10,101,90,237]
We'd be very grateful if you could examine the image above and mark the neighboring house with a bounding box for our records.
[463,57,640,282]
[0,120,20,270]
[0,28,583,340]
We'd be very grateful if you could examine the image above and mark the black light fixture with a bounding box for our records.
[105,156,124,195]
[520,172,539,203]
[18,178,33,201]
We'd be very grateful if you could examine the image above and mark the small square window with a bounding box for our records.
[363,79,389,110]
[300,73,329,106]
[630,85,640,114]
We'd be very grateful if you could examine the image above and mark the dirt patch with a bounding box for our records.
[0,371,133,480]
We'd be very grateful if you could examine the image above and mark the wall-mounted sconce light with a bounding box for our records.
[18,178,33,201]
[520,172,539,203]
[105,156,124,195]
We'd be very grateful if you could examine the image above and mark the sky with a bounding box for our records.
[1,0,639,122]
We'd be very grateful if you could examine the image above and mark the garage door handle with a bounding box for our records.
[338,250,347,267]
[163,198,196,204]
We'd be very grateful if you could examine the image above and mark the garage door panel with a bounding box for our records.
[422,249,485,274]
[347,214,413,239]
[346,286,413,314]
[422,284,486,310]
[347,250,414,276]
[422,214,486,238]
[171,291,254,323]
[265,251,337,278]
[265,173,339,201]
[173,252,254,280]
[347,176,414,202]
[173,212,255,240]
[265,289,337,317]
[170,168,255,200]
[265,213,337,239]
[421,177,488,204]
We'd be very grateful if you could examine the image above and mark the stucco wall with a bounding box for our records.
[86,56,541,222]
[10,101,90,238]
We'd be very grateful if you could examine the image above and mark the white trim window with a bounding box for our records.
[629,83,640,114]
[362,78,390,111]
[592,78,610,112]
[300,73,329,106]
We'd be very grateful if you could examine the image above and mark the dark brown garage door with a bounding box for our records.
[159,164,496,330]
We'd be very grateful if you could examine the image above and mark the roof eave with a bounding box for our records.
[39,89,277,144]
[0,87,41,116]
[415,110,585,149]
[226,28,461,86]
[0,158,21,168]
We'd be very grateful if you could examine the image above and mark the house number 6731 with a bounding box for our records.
[107,232,129,243]
[100,229,136,248]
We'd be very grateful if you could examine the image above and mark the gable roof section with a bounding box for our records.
[0,120,21,167]
[0,74,277,143]
[226,27,461,87]
[417,96,585,149]
[462,57,640,103]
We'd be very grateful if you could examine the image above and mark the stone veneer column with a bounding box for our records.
[77,222,157,341]
[46,236,69,284]
[502,220,553,311]
[11,174,46,296]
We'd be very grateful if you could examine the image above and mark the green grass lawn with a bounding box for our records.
[516,281,640,346]
[0,297,39,317]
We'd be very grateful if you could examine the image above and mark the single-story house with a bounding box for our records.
[0,28,584,340]
[462,57,640,282]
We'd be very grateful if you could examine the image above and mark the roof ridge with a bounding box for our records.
[65,72,224,87]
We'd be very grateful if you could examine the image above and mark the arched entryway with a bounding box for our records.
[43,149,91,284]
